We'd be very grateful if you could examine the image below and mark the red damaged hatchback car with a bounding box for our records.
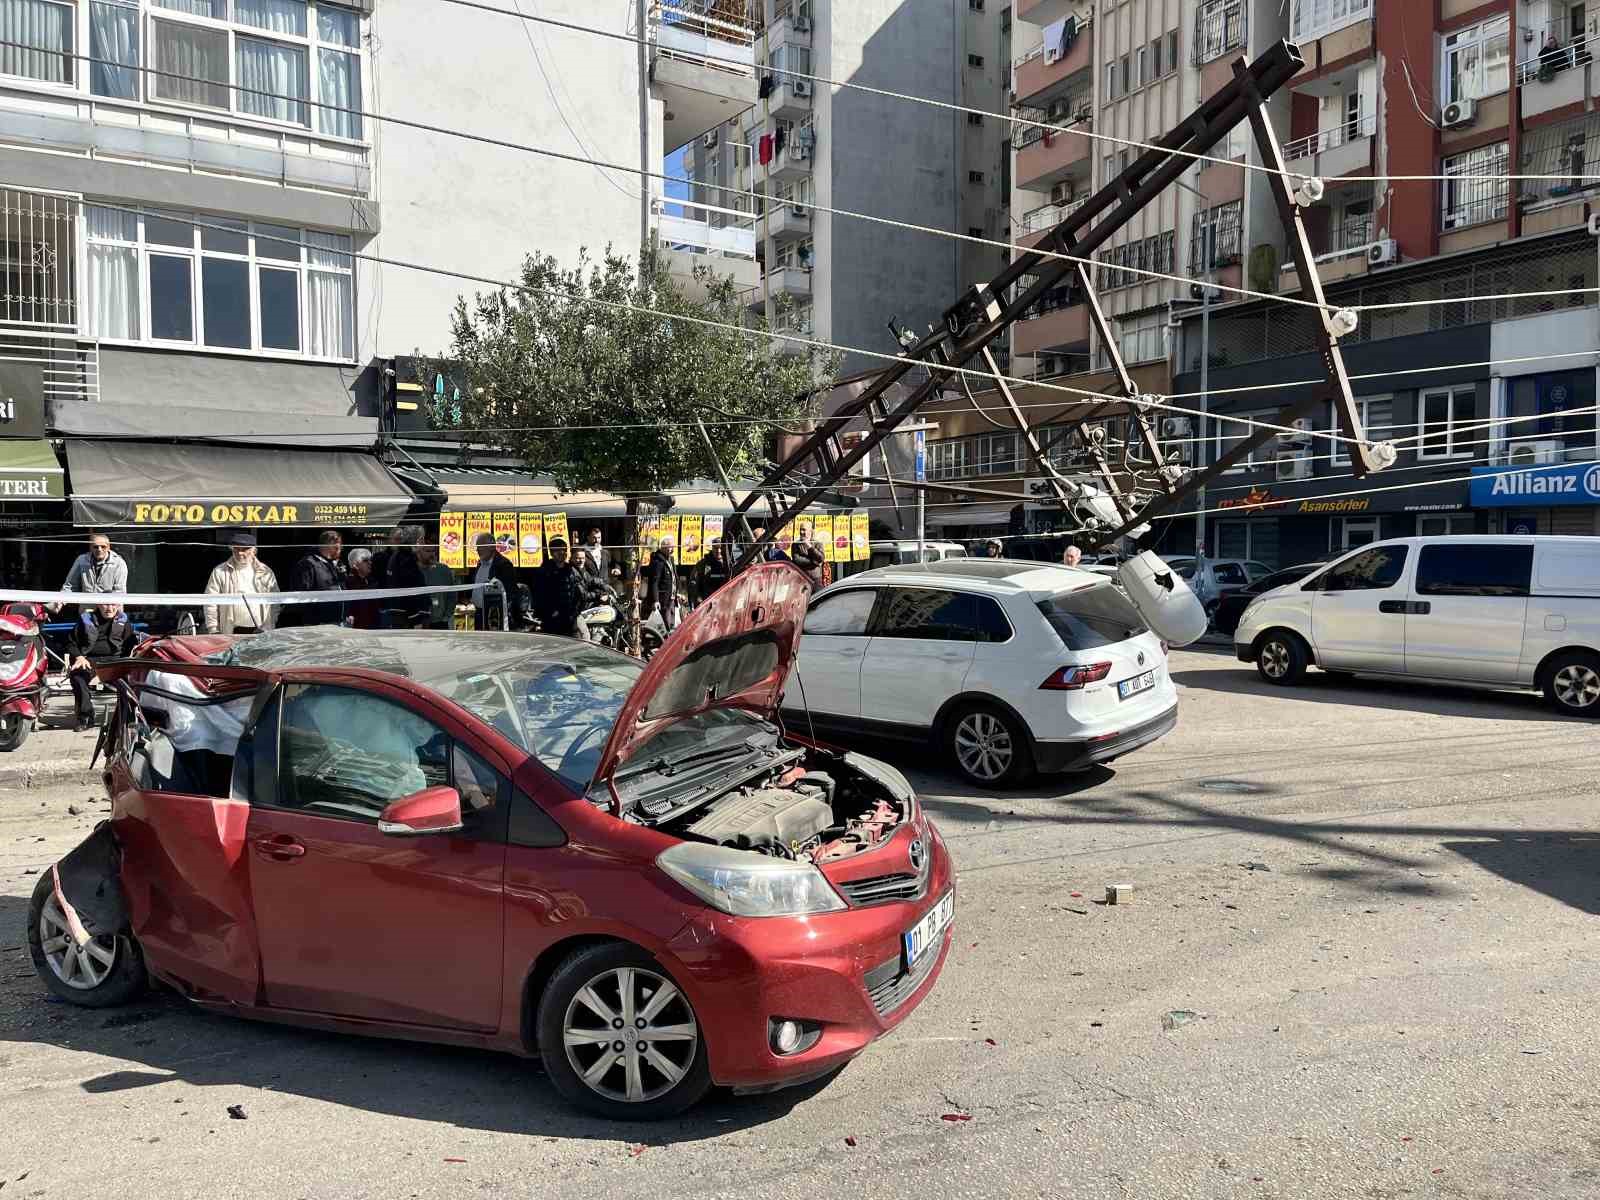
[26,562,954,1119]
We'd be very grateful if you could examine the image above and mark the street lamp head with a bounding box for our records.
[1293,175,1325,206]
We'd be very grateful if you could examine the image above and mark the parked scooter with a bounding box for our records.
[0,602,49,751]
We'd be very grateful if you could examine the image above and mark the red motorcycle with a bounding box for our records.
[0,602,48,751]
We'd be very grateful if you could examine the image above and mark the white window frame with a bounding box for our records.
[1440,15,1510,107]
[1213,411,1273,473]
[1441,141,1509,231]
[1417,385,1476,461]
[1291,0,1372,44]
[0,0,366,144]
[1330,394,1392,465]
[0,0,77,88]
[82,204,356,362]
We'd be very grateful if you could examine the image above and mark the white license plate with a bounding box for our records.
[903,890,954,968]
[1117,669,1156,701]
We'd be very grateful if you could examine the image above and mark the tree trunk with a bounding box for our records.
[624,497,642,657]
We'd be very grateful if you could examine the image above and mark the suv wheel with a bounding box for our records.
[26,872,145,1008]
[1255,631,1308,686]
[946,703,1034,788]
[1543,651,1600,717]
[537,942,710,1120]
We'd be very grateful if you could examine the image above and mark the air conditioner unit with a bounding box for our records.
[793,15,811,32]
[1275,452,1312,481]
[792,79,812,97]
[1367,238,1398,266]
[1508,439,1564,465]
[1441,98,1476,128]
[702,130,719,148]
[1160,416,1193,439]
[1051,181,1074,205]
[1279,417,1314,447]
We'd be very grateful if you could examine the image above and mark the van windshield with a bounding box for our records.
[1037,583,1149,651]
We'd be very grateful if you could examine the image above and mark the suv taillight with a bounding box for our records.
[1040,662,1112,690]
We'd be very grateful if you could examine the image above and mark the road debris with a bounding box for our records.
[940,1113,973,1123]
[1240,861,1270,872]
[629,1145,647,1157]
[1161,1010,1200,1031]
[845,1136,857,1147]
[226,1105,247,1120]
[1105,884,1132,905]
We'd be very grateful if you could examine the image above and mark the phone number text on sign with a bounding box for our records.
[312,504,373,524]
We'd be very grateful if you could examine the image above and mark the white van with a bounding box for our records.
[868,540,969,569]
[1234,536,1600,716]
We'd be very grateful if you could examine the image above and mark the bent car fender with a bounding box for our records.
[52,822,127,938]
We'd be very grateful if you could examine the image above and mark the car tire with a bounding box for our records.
[1542,650,1600,717]
[1255,631,1308,686]
[26,871,145,1008]
[536,941,711,1121]
[945,702,1035,788]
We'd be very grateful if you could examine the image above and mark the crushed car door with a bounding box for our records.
[99,659,269,1006]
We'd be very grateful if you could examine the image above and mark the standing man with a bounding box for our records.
[417,541,456,629]
[698,538,732,598]
[67,602,135,731]
[380,524,428,629]
[583,527,607,576]
[203,530,278,635]
[54,532,127,613]
[1062,544,1083,568]
[645,539,680,631]
[471,532,521,630]
[790,524,825,590]
[532,537,588,639]
[283,530,345,627]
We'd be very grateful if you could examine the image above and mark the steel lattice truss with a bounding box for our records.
[730,41,1397,567]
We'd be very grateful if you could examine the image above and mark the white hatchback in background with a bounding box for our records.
[784,560,1178,787]
[1234,535,1600,716]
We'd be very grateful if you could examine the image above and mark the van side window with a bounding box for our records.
[1415,544,1532,597]
[1321,546,1408,592]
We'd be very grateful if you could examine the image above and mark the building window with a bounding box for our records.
[1194,0,1245,65]
[1167,31,1179,74]
[967,53,984,67]
[1330,396,1392,465]
[974,432,1017,475]
[1119,54,1130,94]
[1212,411,1274,471]
[1000,5,1010,34]
[0,0,75,84]
[1135,45,1148,87]
[1417,386,1476,460]
[968,170,985,183]
[1505,370,1597,455]
[928,438,972,481]
[1441,16,1510,106]
[1291,0,1372,44]
[1189,200,1243,270]
[967,226,984,238]
[1441,142,1509,230]
[968,0,983,9]
[1103,61,1118,100]
[967,112,983,126]
[84,205,355,359]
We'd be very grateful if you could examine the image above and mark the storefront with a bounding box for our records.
[1469,461,1600,536]
[0,360,73,589]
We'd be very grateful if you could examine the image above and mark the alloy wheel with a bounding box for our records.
[1553,663,1600,710]
[954,711,1013,782]
[1260,641,1290,679]
[38,894,118,991]
[561,966,698,1104]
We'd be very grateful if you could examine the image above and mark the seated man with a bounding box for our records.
[68,603,135,731]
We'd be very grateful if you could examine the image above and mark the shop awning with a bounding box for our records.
[438,470,629,518]
[65,440,416,528]
[927,502,1017,529]
[0,439,64,501]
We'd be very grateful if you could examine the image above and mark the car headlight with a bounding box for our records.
[657,843,846,917]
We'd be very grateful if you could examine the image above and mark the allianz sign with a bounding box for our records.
[1470,463,1600,507]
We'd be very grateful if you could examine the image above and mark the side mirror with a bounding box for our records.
[377,785,464,837]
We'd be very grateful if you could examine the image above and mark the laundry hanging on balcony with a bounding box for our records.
[758,134,774,165]
[774,125,788,154]
[759,75,776,98]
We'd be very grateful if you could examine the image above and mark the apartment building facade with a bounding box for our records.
[0,0,753,589]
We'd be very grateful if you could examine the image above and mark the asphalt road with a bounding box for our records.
[3,649,1598,1199]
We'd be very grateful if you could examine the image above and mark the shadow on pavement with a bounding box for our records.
[0,890,835,1143]
[1444,834,1600,917]
[1170,665,1561,723]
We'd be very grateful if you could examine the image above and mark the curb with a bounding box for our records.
[0,760,102,790]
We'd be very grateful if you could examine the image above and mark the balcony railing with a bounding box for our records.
[1018,196,1088,236]
[1442,190,1510,232]
[652,0,756,75]
[0,187,76,330]
[0,330,99,405]
[1192,0,1246,66]
[657,211,757,260]
[1015,97,1092,150]
[1516,20,1595,84]
[1283,112,1376,162]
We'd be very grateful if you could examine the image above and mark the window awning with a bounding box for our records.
[0,439,65,501]
[65,440,416,528]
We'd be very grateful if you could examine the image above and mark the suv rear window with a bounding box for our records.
[1037,583,1148,650]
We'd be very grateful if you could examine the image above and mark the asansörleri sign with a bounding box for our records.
[1469,461,1600,507]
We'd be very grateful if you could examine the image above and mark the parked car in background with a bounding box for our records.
[1210,562,1326,636]
[1235,536,1600,716]
[1164,557,1274,608]
[786,559,1177,787]
[868,540,968,569]
[28,564,955,1120]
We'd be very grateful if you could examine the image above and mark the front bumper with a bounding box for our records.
[663,831,955,1090]
[1032,702,1178,773]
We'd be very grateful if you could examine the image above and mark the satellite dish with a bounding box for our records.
[1117,551,1207,647]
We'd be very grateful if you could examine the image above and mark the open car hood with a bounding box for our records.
[592,560,810,794]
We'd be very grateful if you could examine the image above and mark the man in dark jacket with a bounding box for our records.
[379,525,428,629]
[472,533,522,630]
[698,538,733,598]
[282,530,345,627]
[531,538,588,637]
[644,541,680,630]
[67,603,135,730]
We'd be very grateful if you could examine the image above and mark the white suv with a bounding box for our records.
[784,559,1178,786]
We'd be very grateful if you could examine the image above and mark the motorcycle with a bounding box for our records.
[0,602,49,751]
[580,585,667,658]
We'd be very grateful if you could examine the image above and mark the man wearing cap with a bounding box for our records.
[203,530,279,635]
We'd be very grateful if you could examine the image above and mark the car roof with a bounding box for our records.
[828,558,1105,595]
[869,539,965,550]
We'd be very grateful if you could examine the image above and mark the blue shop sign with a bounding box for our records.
[1470,461,1600,507]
